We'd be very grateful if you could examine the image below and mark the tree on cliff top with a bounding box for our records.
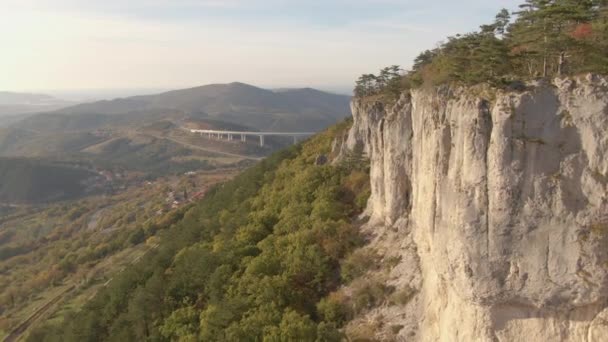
[354,0,608,97]
[510,0,596,77]
[354,66,402,98]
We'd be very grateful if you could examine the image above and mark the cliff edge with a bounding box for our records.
[339,75,608,341]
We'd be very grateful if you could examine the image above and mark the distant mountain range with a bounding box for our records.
[0,83,351,176]
[52,82,351,132]
[0,92,73,117]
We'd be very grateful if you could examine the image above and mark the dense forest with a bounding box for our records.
[355,0,608,97]
[29,120,375,341]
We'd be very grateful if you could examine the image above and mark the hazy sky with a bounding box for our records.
[1,0,521,94]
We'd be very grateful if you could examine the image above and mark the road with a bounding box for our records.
[188,129,315,136]
[142,132,263,161]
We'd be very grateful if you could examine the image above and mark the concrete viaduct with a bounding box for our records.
[189,129,315,147]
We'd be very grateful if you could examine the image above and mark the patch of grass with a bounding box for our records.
[351,279,394,314]
[578,230,590,243]
[516,135,546,145]
[560,110,574,127]
[390,324,404,335]
[388,286,417,306]
[355,188,372,212]
[576,268,598,287]
[341,249,382,283]
[346,320,382,342]
[317,291,353,325]
[590,169,608,184]
[383,255,402,270]
[468,84,498,104]
[590,221,608,237]
[359,94,390,106]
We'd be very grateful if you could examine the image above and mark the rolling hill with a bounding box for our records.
[36,82,352,132]
[0,83,350,177]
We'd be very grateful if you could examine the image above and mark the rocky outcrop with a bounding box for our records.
[342,75,608,341]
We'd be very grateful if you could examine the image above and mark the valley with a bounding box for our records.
[0,82,351,341]
[0,83,350,179]
[7,0,608,339]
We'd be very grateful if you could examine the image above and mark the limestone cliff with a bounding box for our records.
[340,75,608,341]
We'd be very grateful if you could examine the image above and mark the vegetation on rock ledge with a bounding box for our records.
[355,0,608,98]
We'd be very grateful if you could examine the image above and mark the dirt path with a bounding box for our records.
[87,207,108,231]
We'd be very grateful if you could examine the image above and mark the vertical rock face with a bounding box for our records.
[344,75,608,341]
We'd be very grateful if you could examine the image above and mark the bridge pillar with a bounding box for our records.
[241,134,246,142]
[259,135,265,147]
[293,136,298,144]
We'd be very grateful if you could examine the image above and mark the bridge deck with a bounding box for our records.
[189,129,315,136]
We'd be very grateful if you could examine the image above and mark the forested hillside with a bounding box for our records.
[29,119,373,341]
[0,158,94,203]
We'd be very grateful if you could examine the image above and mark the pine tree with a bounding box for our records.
[480,8,511,36]
[475,34,512,84]
[383,65,403,97]
[510,0,552,77]
[495,9,512,36]
[588,0,608,72]
[354,74,378,97]
[413,50,436,71]
[549,0,595,75]
[510,0,595,77]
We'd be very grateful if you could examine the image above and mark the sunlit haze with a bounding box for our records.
[1,0,520,95]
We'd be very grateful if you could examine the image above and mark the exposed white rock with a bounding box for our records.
[343,75,608,341]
